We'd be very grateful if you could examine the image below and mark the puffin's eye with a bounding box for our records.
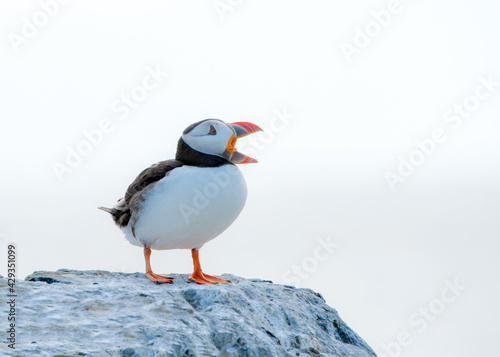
[208,125,217,135]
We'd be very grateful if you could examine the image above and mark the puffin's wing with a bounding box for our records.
[124,159,184,205]
[99,159,184,228]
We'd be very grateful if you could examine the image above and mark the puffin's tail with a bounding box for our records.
[98,206,116,214]
[98,204,131,228]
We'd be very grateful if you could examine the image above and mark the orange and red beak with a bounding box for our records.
[226,122,263,164]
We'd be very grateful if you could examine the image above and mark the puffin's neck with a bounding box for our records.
[175,138,232,167]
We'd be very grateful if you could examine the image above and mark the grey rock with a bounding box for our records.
[0,270,376,357]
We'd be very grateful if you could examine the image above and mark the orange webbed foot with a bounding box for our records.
[143,247,174,284]
[188,271,230,285]
[146,271,174,284]
[189,248,230,285]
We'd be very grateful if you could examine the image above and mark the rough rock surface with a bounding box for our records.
[0,270,376,357]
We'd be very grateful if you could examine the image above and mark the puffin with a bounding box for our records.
[99,119,262,284]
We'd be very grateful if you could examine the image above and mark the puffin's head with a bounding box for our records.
[179,119,262,164]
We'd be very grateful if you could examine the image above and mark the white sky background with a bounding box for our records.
[1,1,499,356]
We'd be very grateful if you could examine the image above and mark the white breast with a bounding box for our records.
[124,165,248,250]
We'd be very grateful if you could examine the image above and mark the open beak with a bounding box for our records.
[226,122,263,164]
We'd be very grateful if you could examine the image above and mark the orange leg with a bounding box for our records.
[188,249,230,285]
[144,247,174,284]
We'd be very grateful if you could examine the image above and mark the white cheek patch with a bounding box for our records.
[182,121,234,158]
